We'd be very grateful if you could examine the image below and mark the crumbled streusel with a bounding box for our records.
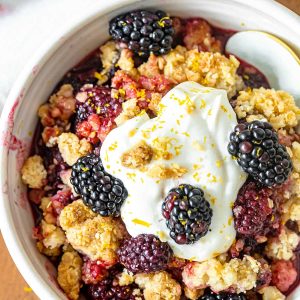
[117,269,135,286]
[135,271,182,300]
[259,286,286,300]
[21,155,47,189]
[57,251,83,300]
[59,200,126,263]
[36,241,61,257]
[147,164,188,179]
[235,88,300,130]
[117,48,138,78]
[57,133,92,166]
[121,140,153,169]
[265,227,300,260]
[115,98,141,126]
[40,220,65,249]
[184,286,204,300]
[60,169,78,196]
[182,255,261,293]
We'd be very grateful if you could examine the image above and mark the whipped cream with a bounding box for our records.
[100,81,247,262]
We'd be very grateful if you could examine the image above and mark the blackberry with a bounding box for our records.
[200,290,246,300]
[109,10,174,57]
[228,120,292,187]
[75,85,122,123]
[233,181,279,237]
[86,278,141,300]
[162,184,212,244]
[117,234,172,274]
[70,153,128,217]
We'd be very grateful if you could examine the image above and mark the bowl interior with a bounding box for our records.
[1,0,300,299]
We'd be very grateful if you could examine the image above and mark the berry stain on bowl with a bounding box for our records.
[5,5,300,300]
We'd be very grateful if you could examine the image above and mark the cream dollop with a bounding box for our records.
[100,81,246,261]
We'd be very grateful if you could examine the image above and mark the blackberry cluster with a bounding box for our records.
[162,184,212,245]
[200,290,246,300]
[233,181,279,237]
[109,10,174,57]
[117,234,173,274]
[87,278,141,300]
[228,121,292,187]
[70,153,128,217]
[76,85,122,123]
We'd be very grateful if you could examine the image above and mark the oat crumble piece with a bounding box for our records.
[117,48,138,78]
[59,200,126,263]
[57,251,83,300]
[184,286,204,300]
[40,219,65,249]
[98,41,119,84]
[36,241,61,257]
[38,84,76,127]
[57,132,92,166]
[117,269,135,286]
[265,227,300,260]
[21,155,47,189]
[115,98,141,126]
[182,255,261,293]
[235,88,300,130]
[135,271,182,300]
[60,169,78,196]
[121,140,153,169]
[147,164,188,179]
[259,286,286,300]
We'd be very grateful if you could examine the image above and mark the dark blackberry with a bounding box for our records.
[200,290,246,300]
[228,120,292,187]
[162,184,212,244]
[75,85,122,123]
[109,10,174,57]
[70,153,128,217]
[117,234,172,274]
[233,181,279,237]
[86,278,141,300]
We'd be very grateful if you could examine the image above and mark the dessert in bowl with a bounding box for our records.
[1,1,300,299]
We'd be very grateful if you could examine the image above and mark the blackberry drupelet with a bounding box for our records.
[228,120,292,187]
[76,85,122,123]
[200,290,246,300]
[117,234,173,274]
[70,153,128,217]
[162,184,212,245]
[109,10,174,57]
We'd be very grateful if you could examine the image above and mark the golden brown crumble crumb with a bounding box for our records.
[147,164,188,179]
[121,140,153,169]
[40,220,65,249]
[38,84,76,127]
[57,251,83,300]
[117,269,135,286]
[148,93,162,115]
[117,48,138,78]
[21,155,47,189]
[235,88,300,130]
[184,286,204,300]
[265,227,300,260]
[59,200,126,263]
[135,271,182,300]
[182,255,261,293]
[115,98,141,126]
[258,286,285,300]
[57,132,92,166]
[60,169,78,196]
[36,241,61,257]
[98,41,119,84]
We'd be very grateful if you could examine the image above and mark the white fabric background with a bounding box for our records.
[0,0,122,112]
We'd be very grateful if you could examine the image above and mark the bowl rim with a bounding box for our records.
[0,0,299,299]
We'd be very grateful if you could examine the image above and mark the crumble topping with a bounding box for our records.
[21,155,47,189]
[116,48,138,78]
[121,140,153,169]
[59,200,126,262]
[182,255,261,293]
[235,88,300,130]
[117,269,135,286]
[115,98,141,126]
[135,271,182,300]
[184,286,204,300]
[57,251,83,300]
[258,286,285,300]
[38,84,76,127]
[265,227,300,260]
[36,241,61,257]
[147,164,188,179]
[57,133,92,166]
[40,220,65,249]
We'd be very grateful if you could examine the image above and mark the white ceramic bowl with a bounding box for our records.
[1,0,300,299]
